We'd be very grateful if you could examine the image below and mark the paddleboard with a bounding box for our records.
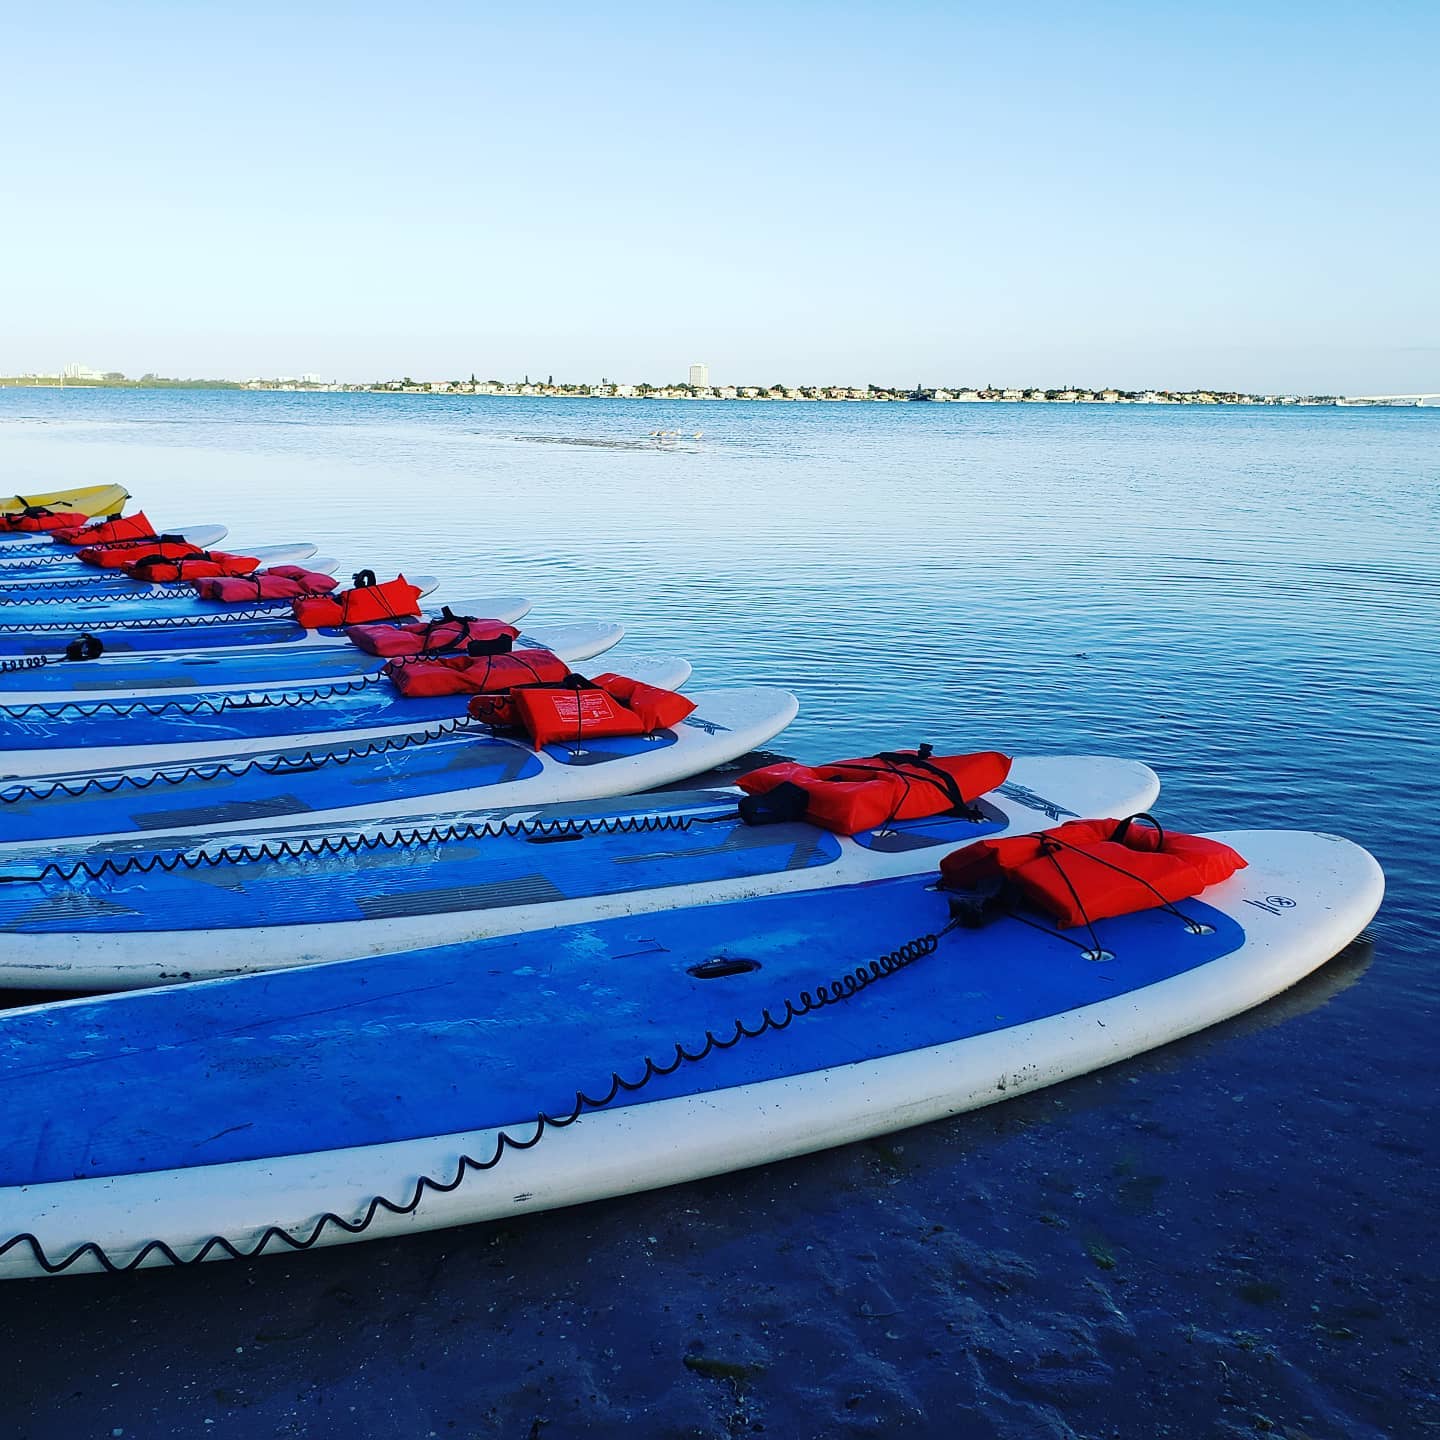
[0,524,228,566]
[0,615,625,772]
[0,544,322,598]
[0,610,585,702]
[0,591,521,659]
[0,569,438,627]
[0,827,1383,1278]
[0,483,129,519]
[0,593,535,688]
[0,755,1159,990]
[0,667,784,852]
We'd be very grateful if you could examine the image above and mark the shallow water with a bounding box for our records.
[0,390,1436,1438]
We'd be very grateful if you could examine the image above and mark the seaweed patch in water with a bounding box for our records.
[1085,1237,1119,1271]
[683,1354,767,1384]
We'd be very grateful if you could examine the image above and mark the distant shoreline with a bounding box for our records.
[2,380,1428,408]
[1,379,1431,406]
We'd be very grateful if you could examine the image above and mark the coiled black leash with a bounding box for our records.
[0,714,488,805]
[0,672,387,721]
[9,810,704,884]
[0,605,289,634]
[0,581,199,607]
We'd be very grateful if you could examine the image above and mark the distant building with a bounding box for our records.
[300,373,321,385]
[62,363,105,381]
[689,362,709,387]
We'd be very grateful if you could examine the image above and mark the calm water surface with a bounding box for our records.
[0,390,1436,1439]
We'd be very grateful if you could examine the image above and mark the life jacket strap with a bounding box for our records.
[825,747,983,820]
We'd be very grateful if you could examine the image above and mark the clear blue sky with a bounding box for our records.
[2,1,1435,393]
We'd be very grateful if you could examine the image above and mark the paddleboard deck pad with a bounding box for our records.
[0,590,514,659]
[0,681,787,849]
[0,614,598,703]
[0,523,226,563]
[0,829,1383,1278]
[0,621,625,764]
[0,573,438,628]
[0,544,320,597]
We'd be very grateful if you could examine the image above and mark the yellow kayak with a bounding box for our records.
[0,483,130,518]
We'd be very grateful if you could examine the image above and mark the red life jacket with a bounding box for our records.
[347,614,520,658]
[52,511,157,547]
[587,672,696,731]
[468,672,696,748]
[387,649,568,698]
[125,550,260,583]
[736,749,1012,836]
[292,575,423,628]
[938,815,1248,928]
[0,507,85,534]
[192,566,339,602]
[80,540,203,570]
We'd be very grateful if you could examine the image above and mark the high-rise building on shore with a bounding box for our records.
[689,362,709,387]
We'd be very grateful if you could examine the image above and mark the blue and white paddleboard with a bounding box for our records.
[0,828,1383,1279]
[0,673,780,851]
[0,755,1159,990]
[0,579,456,658]
[0,524,228,567]
[0,544,322,598]
[0,615,610,704]
[0,619,627,773]
[0,570,439,627]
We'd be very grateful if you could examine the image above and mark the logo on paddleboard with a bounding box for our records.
[1243,895,1297,916]
[995,781,1078,822]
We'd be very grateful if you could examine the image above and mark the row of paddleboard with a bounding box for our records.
[0,813,1384,1280]
[0,496,1385,1281]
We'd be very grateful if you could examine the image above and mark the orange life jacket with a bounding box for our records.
[0,507,85,534]
[192,566,338,602]
[347,612,520,658]
[938,815,1247,928]
[387,649,568,698]
[53,511,157,547]
[736,749,1012,835]
[125,550,260,583]
[468,672,696,748]
[82,541,202,571]
[292,574,423,628]
[587,672,696,732]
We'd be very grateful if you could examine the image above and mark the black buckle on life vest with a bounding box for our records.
[738,781,810,827]
[466,635,514,656]
[352,568,378,588]
[944,876,1010,929]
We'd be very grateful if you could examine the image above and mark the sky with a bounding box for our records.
[1,1,1436,394]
